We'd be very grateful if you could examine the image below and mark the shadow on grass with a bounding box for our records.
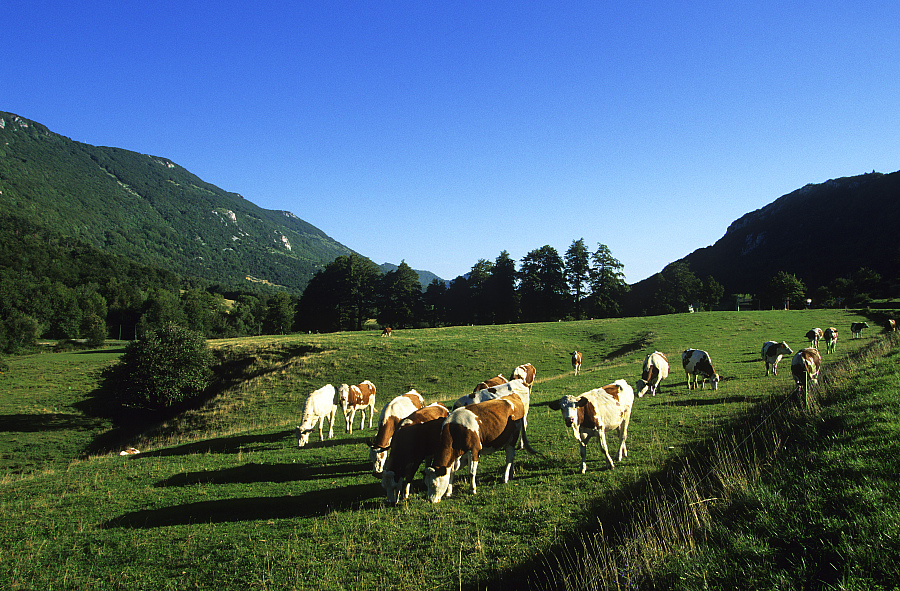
[102,484,376,529]
[154,459,371,487]
[0,412,101,433]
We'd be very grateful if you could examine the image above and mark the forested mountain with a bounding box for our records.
[0,111,358,293]
[626,170,900,312]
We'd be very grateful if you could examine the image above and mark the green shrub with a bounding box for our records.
[117,322,213,410]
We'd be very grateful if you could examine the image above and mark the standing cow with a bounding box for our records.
[635,351,669,397]
[369,389,425,477]
[761,341,793,376]
[886,319,897,332]
[791,347,822,402]
[338,380,377,434]
[850,322,869,338]
[380,403,450,504]
[294,384,339,447]
[682,349,721,390]
[424,393,532,503]
[824,327,838,354]
[571,351,583,376]
[806,328,824,349]
[549,379,634,473]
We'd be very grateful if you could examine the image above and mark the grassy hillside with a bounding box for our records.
[0,309,894,589]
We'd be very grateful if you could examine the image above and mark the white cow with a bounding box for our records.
[635,351,669,397]
[294,384,339,447]
[549,380,634,474]
[761,341,793,376]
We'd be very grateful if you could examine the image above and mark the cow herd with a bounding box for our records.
[293,320,890,505]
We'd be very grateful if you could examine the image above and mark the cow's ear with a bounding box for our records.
[549,399,561,410]
[576,397,589,407]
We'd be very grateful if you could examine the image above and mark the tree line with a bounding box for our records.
[0,212,892,356]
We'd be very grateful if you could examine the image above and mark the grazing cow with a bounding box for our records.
[806,328,824,349]
[850,322,869,338]
[761,341,793,376]
[635,351,669,397]
[886,319,897,332]
[571,351,583,376]
[791,347,821,397]
[682,349,721,390]
[472,374,506,393]
[424,393,532,503]
[549,379,634,474]
[294,384,339,447]
[381,327,392,337]
[369,389,426,477]
[338,381,377,434]
[824,327,838,354]
[380,404,450,504]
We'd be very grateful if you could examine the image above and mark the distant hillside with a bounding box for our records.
[628,170,900,308]
[0,112,440,292]
[378,263,444,288]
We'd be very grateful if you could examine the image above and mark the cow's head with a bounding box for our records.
[710,374,721,390]
[634,379,649,398]
[294,426,312,448]
[424,466,452,503]
[369,445,390,477]
[549,395,586,428]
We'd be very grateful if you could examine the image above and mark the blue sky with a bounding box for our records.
[5,1,899,283]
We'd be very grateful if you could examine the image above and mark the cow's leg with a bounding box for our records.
[598,428,616,470]
[502,445,516,483]
[347,410,355,434]
[617,415,630,461]
[358,410,365,432]
[317,416,325,442]
[469,459,479,494]
[327,411,335,439]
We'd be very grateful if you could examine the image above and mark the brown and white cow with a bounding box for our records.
[806,328,824,349]
[791,347,821,397]
[886,319,897,332]
[851,322,869,338]
[635,351,669,397]
[381,327,392,337]
[338,380,377,434]
[294,384,339,447]
[824,327,839,354]
[682,349,721,390]
[571,351,583,376]
[549,379,634,474]
[369,389,426,477]
[761,341,793,376]
[380,403,450,504]
[511,363,536,390]
[472,374,506,393]
[424,393,532,503]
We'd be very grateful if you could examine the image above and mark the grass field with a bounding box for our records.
[0,309,895,589]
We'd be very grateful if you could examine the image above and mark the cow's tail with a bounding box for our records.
[519,424,540,456]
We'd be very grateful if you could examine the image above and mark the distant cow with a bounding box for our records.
[791,347,821,399]
[294,384,339,447]
[635,351,669,397]
[806,328,824,349]
[682,349,721,390]
[338,381,377,434]
[424,393,532,503]
[886,319,897,332]
[571,351,583,376]
[369,389,426,476]
[824,327,838,354]
[549,379,634,474]
[381,327,392,337]
[851,322,869,338]
[761,341,793,376]
[473,374,506,393]
[380,403,450,504]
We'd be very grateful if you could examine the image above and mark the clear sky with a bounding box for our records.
[5,1,899,283]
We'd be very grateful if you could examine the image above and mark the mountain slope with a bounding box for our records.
[629,170,900,306]
[0,112,355,292]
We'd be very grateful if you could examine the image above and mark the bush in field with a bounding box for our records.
[118,322,213,410]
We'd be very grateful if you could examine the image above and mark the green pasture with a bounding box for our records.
[0,309,888,589]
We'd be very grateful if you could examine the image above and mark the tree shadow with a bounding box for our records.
[102,484,377,529]
[153,459,371,488]
[0,412,99,433]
